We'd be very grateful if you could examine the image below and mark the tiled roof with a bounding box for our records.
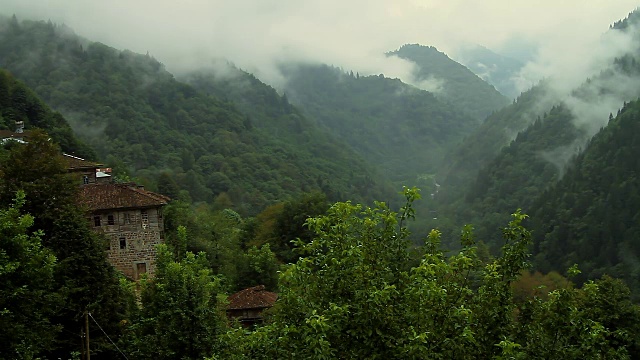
[227,285,278,310]
[79,183,170,211]
[63,153,101,170]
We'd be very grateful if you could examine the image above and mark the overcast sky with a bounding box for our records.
[1,0,638,90]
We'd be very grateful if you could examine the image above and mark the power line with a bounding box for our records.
[88,312,129,360]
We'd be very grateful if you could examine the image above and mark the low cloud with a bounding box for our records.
[413,76,445,93]
[0,0,636,90]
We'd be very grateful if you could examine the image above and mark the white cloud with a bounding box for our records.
[0,0,637,89]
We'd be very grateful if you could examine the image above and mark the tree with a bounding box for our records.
[125,245,227,360]
[0,191,58,358]
[220,190,639,359]
[0,131,129,358]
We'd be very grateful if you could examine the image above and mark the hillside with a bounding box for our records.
[432,10,640,248]
[453,44,525,99]
[530,99,640,299]
[0,16,394,214]
[434,83,557,220]
[0,68,93,157]
[459,104,583,248]
[438,12,640,202]
[388,44,511,120]
[279,63,478,188]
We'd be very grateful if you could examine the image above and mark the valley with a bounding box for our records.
[2,4,640,359]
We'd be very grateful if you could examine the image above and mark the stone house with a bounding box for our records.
[227,285,278,327]
[3,121,169,279]
[62,152,168,280]
[79,183,170,280]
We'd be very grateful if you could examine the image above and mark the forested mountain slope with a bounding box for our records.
[455,104,583,248]
[388,44,511,120]
[453,44,525,99]
[439,9,640,201]
[530,99,640,299]
[433,9,640,248]
[0,68,93,157]
[438,84,553,201]
[280,63,478,187]
[0,16,394,214]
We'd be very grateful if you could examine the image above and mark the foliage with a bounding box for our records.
[0,68,93,157]
[219,192,639,359]
[0,191,59,358]
[0,131,129,359]
[531,99,640,299]
[514,275,640,359]
[458,104,583,250]
[163,200,281,292]
[250,191,330,263]
[123,245,228,360]
[279,63,477,185]
[511,270,571,303]
[0,17,392,214]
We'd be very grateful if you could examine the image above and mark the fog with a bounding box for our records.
[0,0,636,91]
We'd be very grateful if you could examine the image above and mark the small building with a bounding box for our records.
[79,183,170,280]
[227,285,278,327]
[0,121,29,144]
[64,153,109,185]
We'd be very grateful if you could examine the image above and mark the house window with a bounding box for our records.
[119,237,127,250]
[107,214,115,225]
[83,175,89,184]
[94,216,101,227]
[124,213,131,225]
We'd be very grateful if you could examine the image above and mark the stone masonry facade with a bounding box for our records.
[79,182,170,280]
[93,207,165,279]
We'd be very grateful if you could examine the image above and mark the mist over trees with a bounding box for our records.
[2,6,640,359]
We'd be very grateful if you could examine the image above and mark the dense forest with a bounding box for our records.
[388,44,511,120]
[0,16,394,214]
[531,99,640,298]
[2,6,640,359]
[278,63,478,186]
[0,68,93,157]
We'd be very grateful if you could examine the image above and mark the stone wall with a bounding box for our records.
[92,207,165,279]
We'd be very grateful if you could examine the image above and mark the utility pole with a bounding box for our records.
[85,310,90,360]
[81,326,85,360]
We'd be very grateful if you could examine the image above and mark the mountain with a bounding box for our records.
[0,16,394,214]
[460,104,583,248]
[437,83,553,203]
[0,68,93,157]
[278,63,478,188]
[453,44,525,99]
[433,10,640,248]
[530,99,640,299]
[388,44,511,120]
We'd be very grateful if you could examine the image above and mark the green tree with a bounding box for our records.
[0,191,58,358]
[219,191,639,359]
[0,131,128,358]
[125,245,227,360]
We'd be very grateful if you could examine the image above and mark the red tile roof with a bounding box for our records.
[79,183,170,211]
[227,285,278,310]
[63,153,102,170]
